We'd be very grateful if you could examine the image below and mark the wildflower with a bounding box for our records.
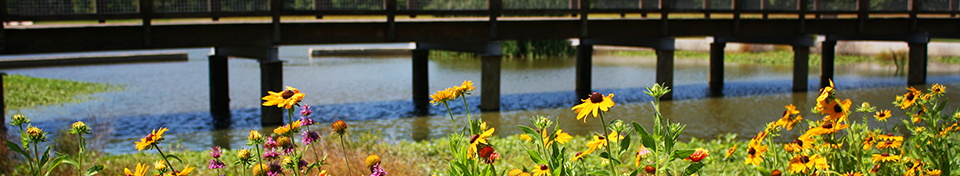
[532,116,553,129]
[237,149,251,161]
[166,166,194,176]
[302,130,319,145]
[332,120,348,135]
[607,131,624,143]
[549,129,572,146]
[519,134,532,142]
[685,148,709,162]
[877,133,904,141]
[930,83,945,94]
[584,134,609,155]
[262,86,305,109]
[571,151,585,161]
[644,165,656,174]
[10,114,30,126]
[815,80,835,112]
[468,128,495,157]
[784,136,814,153]
[744,143,767,166]
[124,163,150,176]
[842,171,864,176]
[252,164,269,176]
[787,155,812,174]
[478,146,495,162]
[154,160,167,171]
[210,146,222,158]
[856,102,876,113]
[571,92,615,123]
[264,136,278,150]
[926,169,942,176]
[941,123,958,136]
[371,163,388,176]
[916,126,925,133]
[208,159,225,169]
[453,80,476,97]
[25,126,47,143]
[805,121,848,137]
[135,127,168,151]
[533,164,550,176]
[811,155,829,170]
[875,140,902,149]
[318,170,327,176]
[634,146,651,166]
[276,136,293,150]
[508,169,527,176]
[266,163,282,176]
[249,130,264,144]
[366,154,382,170]
[262,150,280,160]
[750,131,767,145]
[69,121,91,134]
[300,104,313,117]
[871,153,899,163]
[822,99,851,121]
[776,105,802,131]
[874,109,891,122]
[900,87,921,109]
[300,117,315,127]
[429,88,456,104]
[724,144,737,158]
[862,134,876,150]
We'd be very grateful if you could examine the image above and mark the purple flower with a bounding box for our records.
[300,116,315,127]
[302,131,319,145]
[263,150,280,160]
[267,162,283,176]
[207,159,225,169]
[300,104,312,117]
[370,163,388,176]
[264,136,278,150]
[210,146,222,159]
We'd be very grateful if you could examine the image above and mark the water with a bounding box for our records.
[3,45,960,154]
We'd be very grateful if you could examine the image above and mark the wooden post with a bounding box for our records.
[793,45,810,92]
[580,0,589,37]
[656,49,674,100]
[480,55,501,111]
[386,0,396,41]
[910,0,919,32]
[908,42,928,85]
[575,44,593,100]
[140,0,153,46]
[271,0,282,43]
[209,55,231,122]
[820,40,836,88]
[733,0,741,34]
[858,0,869,32]
[260,60,284,126]
[661,0,670,35]
[709,42,725,95]
[412,49,430,110]
[0,72,6,134]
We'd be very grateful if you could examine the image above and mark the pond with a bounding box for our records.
[4,44,960,154]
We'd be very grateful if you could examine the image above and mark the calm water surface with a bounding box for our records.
[3,45,960,154]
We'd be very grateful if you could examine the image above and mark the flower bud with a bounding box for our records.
[249,130,263,142]
[366,154,381,169]
[10,114,29,126]
[237,149,251,161]
[332,120,348,135]
[25,126,47,142]
[154,160,167,171]
[69,121,91,134]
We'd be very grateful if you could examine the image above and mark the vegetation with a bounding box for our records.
[605,49,960,66]
[2,74,120,111]
[431,40,575,59]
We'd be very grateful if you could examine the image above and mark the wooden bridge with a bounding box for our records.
[2,0,958,126]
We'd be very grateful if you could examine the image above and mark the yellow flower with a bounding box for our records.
[571,151,585,161]
[571,92,615,123]
[900,87,921,109]
[942,123,958,136]
[584,134,609,155]
[784,135,814,153]
[135,127,168,151]
[875,140,903,149]
[542,129,572,147]
[262,86,305,109]
[318,170,328,176]
[862,134,876,150]
[926,169,942,176]
[252,164,269,176]
[124,163,149,176]
[750,131,767,145]
[874,109,892,122]
[877,134,904,142]
[519,134,532,142]
[430,88,456,104]
[930,83,945,94]
[237,149,251,161]
[724,144,737,158]
[273,125,291,136]
[453,80,476,97]
[69,121,91,134]
[871,153,900,163]
[25,126,47,142]
[811,155,829,170]
[804,121,848,137]
[249,130,263,141]
[366,154,381,169]
[822,99,852,122]
[533,164,550,176]
[815,80,835,112]
[468,128,495,157]
[842,171,864,176]
[775,104,802,130]
[684,148,709,162]
[508,168,526,176]
[154,160,167,171]
[744,143,767,166]
[332,120,348,135]
[607,131,624,143]
[165,165,194,176]
[787,155,812,174]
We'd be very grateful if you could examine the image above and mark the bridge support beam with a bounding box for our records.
[209,55,231,128]
[575,44,593,100]
[1,72,6,134]
[481,55,502,111]
[793,45,810,92]
[411,49,430,114]
[820,40,836,88]
[260,60,284,126]
[908,42,928,85]
[709,42,726,96]
[657,49,675,100]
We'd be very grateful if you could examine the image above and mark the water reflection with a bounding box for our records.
[4,46,960,154]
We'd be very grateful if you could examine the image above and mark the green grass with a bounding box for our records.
[602,50,960,66]
[2,74,121,110]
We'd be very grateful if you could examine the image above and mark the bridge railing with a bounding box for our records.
[3,0,959,21]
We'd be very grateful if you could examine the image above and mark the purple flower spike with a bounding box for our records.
[300,116,315,127]
[264,136,278,150]
[262,150,280,160]
[210,146,222,159]
[300,104,313,117]
[208,159,225,169]
[370,163,388,176]
[302,131,319,145]
[267,162,283,176]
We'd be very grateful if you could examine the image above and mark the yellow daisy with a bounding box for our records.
[468,128,495,156]
[871,153,900,163]
[787,155,813,174]
[900,87,921,109]
[724,144,737,158]
[430,88,456,104]
[166,165,194,176]
[453,80,476,97]
[583,134,608,155]
[875,140,903,149]
[533,164,550,176]
[874,109,892,122]
[931,83,945,94]
[123,163,149,176]
[744,143,767,166]
[822,99,851,122]
[842,171,864,176]
[571,92,615,123]
[261,86,305,109]
[135,127,168,151]
[815,80,835,112]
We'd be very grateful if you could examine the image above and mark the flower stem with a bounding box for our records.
[338,134,352,174]
[443,102,459,134]
[33,141,40,176]
[77,134,84,176]
[153,143,178,175]
[461,96,474,133]
[254,144,264,176]
[598,112,618,176]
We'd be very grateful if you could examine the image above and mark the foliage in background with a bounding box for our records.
[3,74,120,111]
[605,49,960,66]
[430,40,575,59]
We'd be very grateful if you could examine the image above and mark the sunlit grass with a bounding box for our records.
[2,74,121,111]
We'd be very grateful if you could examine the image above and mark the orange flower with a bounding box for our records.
[900,87,921,109]
[822,99,851,122]
[685,148,709,162]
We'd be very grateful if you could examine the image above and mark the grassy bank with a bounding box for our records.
[3,74,120,111]
[603,50,960,66]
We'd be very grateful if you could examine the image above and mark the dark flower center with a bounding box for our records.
[800,156,810,163]
[590,92,603,103]
[823,122,834,129]
[833,104,843,113]
[906,93,916,101]
[881,153,889,157]
[885,141,893,145]
[598,136,605,140]
[782,111,789,116]
[887,133,894,136]
[794,139,803,146]
[282,90,295,99]
[748,148,756,155]
[469,134,480,144]
[879,112,886,117]
[145,133,155,140]
[771,170,782,176]
[540,164,549,170]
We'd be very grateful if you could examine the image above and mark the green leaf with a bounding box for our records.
[935,98,948,113]
[39,146,52,166]
[619,133,632,152]
[587,170,610,176]
[5,139,31,160]
[44,155,66,176]
[527,150,546,164]
[165,154,183,164]
[671,149,696,160]
[84,165,104,176]
[632,122,658,151]
[519,125,540,142]
[61,158,79,167]
[599,152,621,165]
[629,168,641,176]
[683,162,706,176]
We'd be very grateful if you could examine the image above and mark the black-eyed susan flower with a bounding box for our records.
[542,129,572,147]
[811,155,829,170]
[874,109,892,122]
[634,146,651,167]
[135,127,168,151]
[164,165,194,176]
[571,92,615,123]
[784,135,814,153]
[877,133,904,142]
[685,148,709,162]
[519,134,532,142]
[468,127,495,157]
[749,131,767,145]
[724,144,737,159]
[571,151,585,162]
[429,88,456,105]
[930,83,945,94]
[124,163,149,176]
[926,169,942,176]
[533,164,550,176]
[862,134,876,150]
[941,123,958,136]
[508,169,527,176]
[804,121,848,137]
[262,86,305,109]
[900,87,921,109]
[871,153,900,163]
[453,80,476,97]
[822,99,851,121]
[744,143,767,166]
[154,160,167,172]
[584,134,609,155]
[815,80,835,112]
[788,155,813,174]
[875,140,903,149]
[775,104,801,130]
[842,171,864,176]
[69,121,91,134]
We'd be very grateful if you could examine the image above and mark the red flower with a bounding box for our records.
[684,148,709,162]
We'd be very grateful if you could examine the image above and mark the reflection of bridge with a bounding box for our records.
[2,0,957,126]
